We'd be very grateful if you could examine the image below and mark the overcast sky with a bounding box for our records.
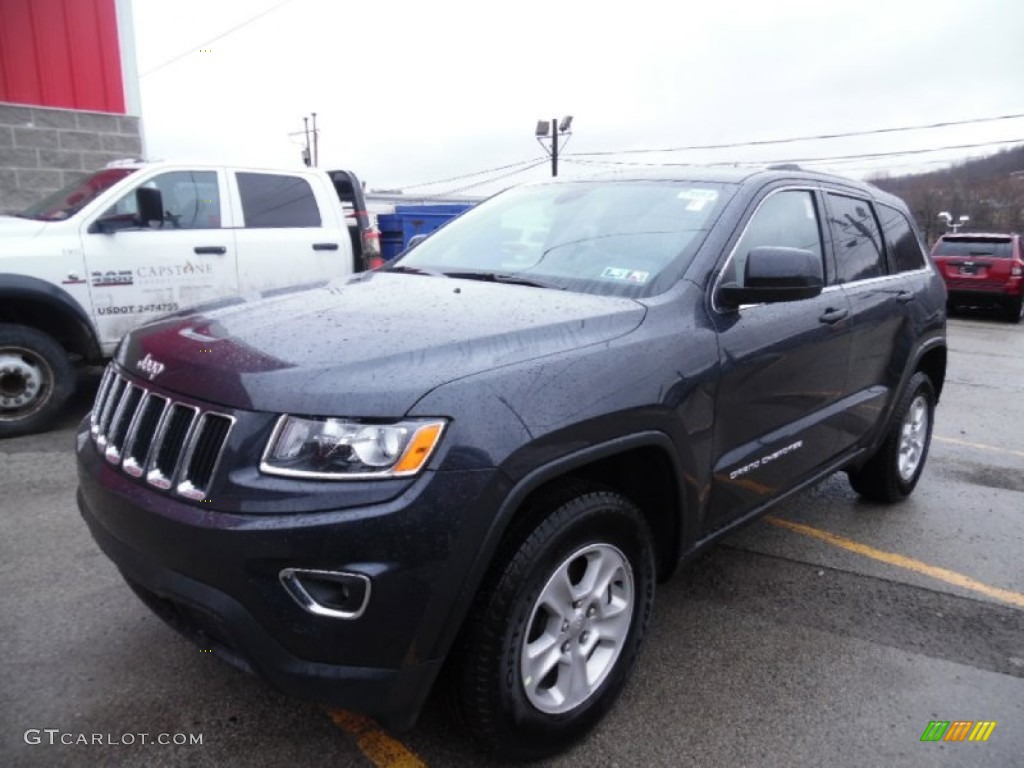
[129,0,1024,196]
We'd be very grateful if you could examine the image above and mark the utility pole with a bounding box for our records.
[535,116,573,177]
[292,113,320,167]
[302,117,311,166]
[311,112,319,167]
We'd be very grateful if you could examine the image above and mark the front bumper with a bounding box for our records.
[76,424,502,729]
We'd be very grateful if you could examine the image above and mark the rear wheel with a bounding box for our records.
[0,324,74,438]
[455,487,655,760]
[1004,295,1022,324]
[847,371,935,503]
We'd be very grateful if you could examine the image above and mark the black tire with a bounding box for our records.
[847,371,935,503]
[455,487,655,760]
[1004,296,1022,324]
[0,324,75,438]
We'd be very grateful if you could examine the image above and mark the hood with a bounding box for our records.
[117,272,646,416]
[0,215,47,243]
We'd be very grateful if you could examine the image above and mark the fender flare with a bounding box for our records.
[0,273,101,361]
[433,430,686,659]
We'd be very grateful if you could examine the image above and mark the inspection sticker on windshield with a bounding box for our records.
[677,188,718,211]
[601,267,649,283]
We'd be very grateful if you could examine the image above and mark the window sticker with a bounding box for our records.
[677,188,718,212]
[601,267,650,283]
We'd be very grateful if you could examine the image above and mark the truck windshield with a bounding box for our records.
[393,179,732,298]
[18,168,138,221]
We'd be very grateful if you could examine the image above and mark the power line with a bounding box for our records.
[562,138,1024,169]
[400,157,548,190]
[140,0,299,77]
[566,112,1024,157]
[439,160,549,196]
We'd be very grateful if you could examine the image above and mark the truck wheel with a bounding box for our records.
[0,324,75,438]
[456,488,655,759]
[847,371,935,503]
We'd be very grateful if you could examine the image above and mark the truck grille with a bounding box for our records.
[89,366,234,501]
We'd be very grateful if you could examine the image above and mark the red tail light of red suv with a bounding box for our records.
[931,233,1024,323]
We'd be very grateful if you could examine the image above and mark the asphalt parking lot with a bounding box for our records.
[2,314,1022,767]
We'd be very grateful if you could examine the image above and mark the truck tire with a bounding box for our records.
[0,324,75,438]
[847,371,935,503]
[455,488,655,760]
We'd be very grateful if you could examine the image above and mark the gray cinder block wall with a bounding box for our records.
[0,102,142,214]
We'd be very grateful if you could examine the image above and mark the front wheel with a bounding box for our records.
[847,371,936,503]
[456,488,655,760]
[0,324,75,438]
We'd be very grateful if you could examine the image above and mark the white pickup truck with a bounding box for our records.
[0,160,429,436]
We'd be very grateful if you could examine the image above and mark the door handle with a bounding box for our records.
[896,290,915,304]
[194,246,226,255]
[819,307,849,324]
[312,242,339,251]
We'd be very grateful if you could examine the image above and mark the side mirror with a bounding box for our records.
[136,187,164,227]
[719,246,823,307]
[406,233,428,250]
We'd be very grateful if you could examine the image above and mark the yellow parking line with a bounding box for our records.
[764,516,1024,610]
[934,435,1024,460]
[328,710,427,768]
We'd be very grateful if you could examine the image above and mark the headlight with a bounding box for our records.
[260,415,447,479]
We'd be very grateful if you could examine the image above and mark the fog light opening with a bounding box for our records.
[279,568,371,619]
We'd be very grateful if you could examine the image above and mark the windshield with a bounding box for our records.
[393,180,732,297]
[18,168,138,221]
[934,237,1012,258]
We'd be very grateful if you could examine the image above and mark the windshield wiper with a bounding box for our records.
[442,271,564,290]
[386,265,445,277]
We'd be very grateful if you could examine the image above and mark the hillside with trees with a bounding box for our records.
[868,146,1024,244]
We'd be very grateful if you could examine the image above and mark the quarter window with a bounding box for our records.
[237,173,321,228]
[827,193,885,282]
[725,190,824,287]
[877,204,926,272]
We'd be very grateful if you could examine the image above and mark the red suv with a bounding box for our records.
[931,233,1024,323]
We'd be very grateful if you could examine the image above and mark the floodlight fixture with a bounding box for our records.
[559,115,573,132]
[535,120,551,137]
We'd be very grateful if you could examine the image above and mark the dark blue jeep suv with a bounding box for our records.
[77,167,947,759]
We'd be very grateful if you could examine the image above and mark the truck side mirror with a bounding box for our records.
[719,246,823,307]
[136,187,164,227]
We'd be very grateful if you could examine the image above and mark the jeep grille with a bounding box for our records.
[89,366,233,501]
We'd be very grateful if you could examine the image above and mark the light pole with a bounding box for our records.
[938,211,970,233]
[535,116,573,177]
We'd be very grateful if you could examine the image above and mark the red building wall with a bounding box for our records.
[0,0,126,114]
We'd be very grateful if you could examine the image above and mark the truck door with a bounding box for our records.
[229,171,352,293]
[80,169,239,348]
[706,187,852,533]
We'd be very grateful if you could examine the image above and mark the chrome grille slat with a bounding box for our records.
[90,367,115,436]
[147,404,198,490]
[105,385,143,463]
[123,393,167,477]
[88,365,233,500]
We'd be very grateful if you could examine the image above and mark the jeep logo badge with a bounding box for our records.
[136,353,166,380]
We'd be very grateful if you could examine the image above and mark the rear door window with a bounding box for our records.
[877,204,926,272]
[826,193,886,282]
[236,172,322,228]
